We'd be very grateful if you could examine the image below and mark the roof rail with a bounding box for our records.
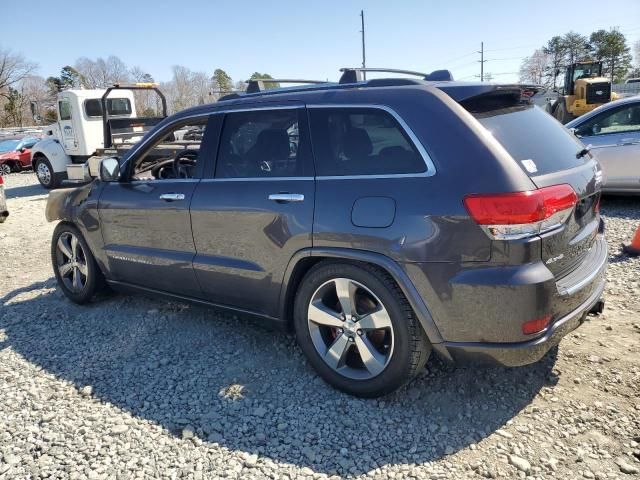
[245,78,326,94]
[339,67,454,84]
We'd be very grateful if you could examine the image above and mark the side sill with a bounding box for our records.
[106,280,288,331]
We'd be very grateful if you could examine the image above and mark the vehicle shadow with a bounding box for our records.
[601,195,640,219]
[4,183,47,199]
[0,283,558,476]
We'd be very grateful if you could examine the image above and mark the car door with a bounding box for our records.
[58,98,79,154]
[190,105,315,317]
[576,101,640,190]
[98,114,219,298]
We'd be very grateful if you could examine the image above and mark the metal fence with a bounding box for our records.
[612,83,640,98]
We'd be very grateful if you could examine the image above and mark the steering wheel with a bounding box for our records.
[172,149,198,178]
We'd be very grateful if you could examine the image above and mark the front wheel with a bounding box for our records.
[35,156,60,189]
[51,223,105,304]
[0,163,11,176]
[294,262,431,397]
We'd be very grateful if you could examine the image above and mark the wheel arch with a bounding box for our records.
[279,247,446,348]
[31,139,71,172]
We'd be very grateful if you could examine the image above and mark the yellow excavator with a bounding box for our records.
[547,61,617,124]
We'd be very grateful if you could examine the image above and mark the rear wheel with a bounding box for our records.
[294,261,431,397]
[51,223,105,304]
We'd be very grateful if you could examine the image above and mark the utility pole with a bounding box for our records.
[478,41,486,82]
[360,10,366,80]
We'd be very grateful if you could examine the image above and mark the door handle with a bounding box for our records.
[159,193,185,201]
[268,193,304,203]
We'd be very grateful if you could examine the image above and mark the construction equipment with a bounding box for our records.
[547,61,616,124]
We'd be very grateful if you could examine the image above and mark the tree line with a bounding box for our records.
[519,28,640,88]
[0,46,278,128]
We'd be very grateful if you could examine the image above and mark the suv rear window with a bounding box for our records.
[85,98,132,118]
[308,107,425,176]
[474,105,587,176]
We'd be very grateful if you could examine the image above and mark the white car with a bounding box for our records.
[566,96,640,194]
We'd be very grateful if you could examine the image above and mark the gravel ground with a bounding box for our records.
[1,172,639,480]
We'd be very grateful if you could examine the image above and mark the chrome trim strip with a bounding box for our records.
[201,177,313,182]
[307,103,436,177]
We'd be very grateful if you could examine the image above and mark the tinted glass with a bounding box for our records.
[575,103,640,137]
[475,105,586,177]
[308,107,425,176]
[85,98,132,117]
[216,109,305,178]
[59,100,71,121]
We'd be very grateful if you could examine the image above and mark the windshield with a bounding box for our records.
[573,64,601,81]
[475,104,587,177]
[0,140,19,153]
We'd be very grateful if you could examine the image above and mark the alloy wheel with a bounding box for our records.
[0,164,11,176]
[307,278,394,380]
[55,232,88,293]
[37,161,51,186]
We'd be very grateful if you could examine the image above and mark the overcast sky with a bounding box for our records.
[3,0,640,84]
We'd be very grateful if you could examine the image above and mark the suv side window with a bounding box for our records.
[576,103,640,137]
[308,107,426,176]
[131,119,208,181]
[215,109,307,178]
[59,100,72,121]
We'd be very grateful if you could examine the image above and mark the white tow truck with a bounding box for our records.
[31,83,167,188]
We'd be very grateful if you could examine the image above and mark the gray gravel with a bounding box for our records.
[1,172,639,479]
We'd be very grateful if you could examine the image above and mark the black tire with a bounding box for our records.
[554,99,575,124]
[0,163,11,176]
[293,261,431,397]
[34,156,60,189]
[51,223,105,304]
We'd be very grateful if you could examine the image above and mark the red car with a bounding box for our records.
[0,136,41,176]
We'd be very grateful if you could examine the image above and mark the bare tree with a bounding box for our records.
[0,46,37,95]
[74,55,131,88]
[162,66,212,113]
[519,49,550,85]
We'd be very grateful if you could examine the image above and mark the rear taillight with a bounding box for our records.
[464,184,577,240]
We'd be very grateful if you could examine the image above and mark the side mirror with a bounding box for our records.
[19,147,26,152]
[99,157,120,182]
[568,127,577,136]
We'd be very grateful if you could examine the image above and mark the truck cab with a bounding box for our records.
[31,84,165,188]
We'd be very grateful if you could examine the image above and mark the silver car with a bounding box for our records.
[566,96,640,194]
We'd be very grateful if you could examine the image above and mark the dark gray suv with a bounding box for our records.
[46,69,607,397]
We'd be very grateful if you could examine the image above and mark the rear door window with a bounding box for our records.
[308,107,426,176]
[474,105,587,176]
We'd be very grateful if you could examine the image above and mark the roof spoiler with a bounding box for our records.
[339,67,454,84]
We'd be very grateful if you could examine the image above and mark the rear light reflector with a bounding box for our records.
[464,184,577,240]
[522,314,552,335]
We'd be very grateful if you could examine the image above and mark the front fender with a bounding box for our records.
[31,139,71,173]
[45,184,93,222]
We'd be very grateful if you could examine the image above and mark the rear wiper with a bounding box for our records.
[576,144,592,159]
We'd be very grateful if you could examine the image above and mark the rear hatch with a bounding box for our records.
[441,86,601,277]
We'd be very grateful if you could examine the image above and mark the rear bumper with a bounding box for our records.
[441,260,606,367]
